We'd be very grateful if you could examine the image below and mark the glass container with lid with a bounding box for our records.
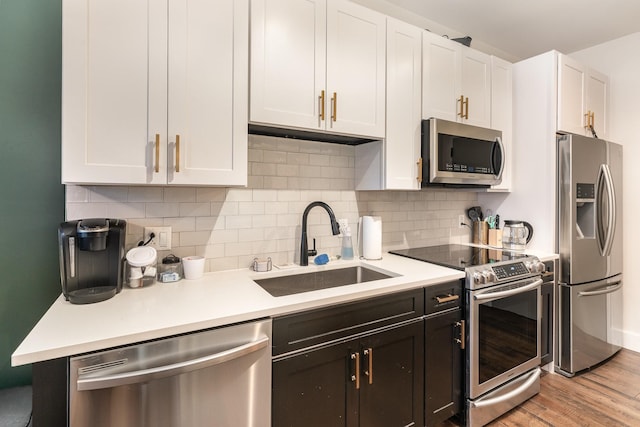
[125,246,157,288]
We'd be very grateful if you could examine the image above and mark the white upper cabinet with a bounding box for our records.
[250,0,386,138]
[382,18,422,190]
[557,54,609,138]
[488,56,513,191]
[62,0,248,186]
[356,17,422,190]
[422,31,491,127]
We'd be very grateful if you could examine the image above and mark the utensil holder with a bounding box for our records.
[472,221,489,245]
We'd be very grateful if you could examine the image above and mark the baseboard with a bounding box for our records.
[622,329,640,353]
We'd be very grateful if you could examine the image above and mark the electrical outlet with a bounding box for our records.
[458,215,466,229]
[144,226,172,251]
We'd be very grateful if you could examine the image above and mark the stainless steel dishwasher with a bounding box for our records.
[69,319,271,427]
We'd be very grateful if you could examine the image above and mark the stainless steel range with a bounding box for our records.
[390,244,545,427]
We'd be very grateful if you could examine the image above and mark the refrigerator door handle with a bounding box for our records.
[577,282,622,297]
[596,164,616,257]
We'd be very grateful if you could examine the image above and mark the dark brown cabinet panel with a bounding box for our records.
[273,339,358,427]
[425,308,463,426]
[273,320,424,427]
[359,321,424,427]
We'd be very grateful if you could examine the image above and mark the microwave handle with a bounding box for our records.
[491,136,505,179]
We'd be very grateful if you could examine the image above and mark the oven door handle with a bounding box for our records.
[471,367,541,408]
[473,279,542,301]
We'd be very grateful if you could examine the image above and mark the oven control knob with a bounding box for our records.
[473,271,486,285]
[482,270,497,284]
[525,261,545,274]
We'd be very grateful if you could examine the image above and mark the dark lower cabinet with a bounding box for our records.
[424,308,463,426]
[424,280,464,427]
[272,320,424,427]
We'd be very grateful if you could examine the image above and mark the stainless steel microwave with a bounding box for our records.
[421,118,504,187]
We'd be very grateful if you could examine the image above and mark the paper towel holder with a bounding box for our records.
[358,216,383,260]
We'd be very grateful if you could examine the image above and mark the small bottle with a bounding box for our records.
[341,225,354,260]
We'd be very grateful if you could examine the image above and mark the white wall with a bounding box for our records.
[571,32,640,352]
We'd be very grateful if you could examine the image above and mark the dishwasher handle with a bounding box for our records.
[77,335,269,391]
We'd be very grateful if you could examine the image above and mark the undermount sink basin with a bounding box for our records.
[253,266,396,297]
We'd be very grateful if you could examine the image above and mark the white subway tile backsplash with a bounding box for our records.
[145,203,180,218]
[128,187,164,202]
[65,135,478,272]
[179,203,211,217]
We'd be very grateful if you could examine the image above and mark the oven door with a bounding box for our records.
[468,277,542,399]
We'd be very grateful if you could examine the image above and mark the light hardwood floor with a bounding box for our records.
[448,348,640,426]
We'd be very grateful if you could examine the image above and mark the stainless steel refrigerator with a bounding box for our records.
[556,132,623,377]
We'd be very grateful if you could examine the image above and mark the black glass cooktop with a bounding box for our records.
[389,244,528,271]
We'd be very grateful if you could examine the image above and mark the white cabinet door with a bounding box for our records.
[326,0,386,137]
[422,31,459,122]
[62,0,168,185]
[168,0,248,186]
[250,0,385,138]
[422,31,490,127]
[557,54,586,135]
[460,48,491,127]
[557,54,609,138]
[62,0,247,186]
[489,56,512,191]
[250,0,326,130]
[384,18,422,190]
[586,68,608,139]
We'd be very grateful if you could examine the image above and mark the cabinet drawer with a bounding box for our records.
[273,289,424,356]
[425,280,463,316]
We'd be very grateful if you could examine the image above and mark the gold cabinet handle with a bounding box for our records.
[464,97,469,119]
[175,134,180,173]
[416,157,423,182]
[436,294,459,304]
[331,92,337,122]
[351,352,360,389]
[591,111,595,128]
[458,95,465,118]
[154,133,160,173]
[584,111,591,128]
[363,348,373,385]
[319,90,325,121]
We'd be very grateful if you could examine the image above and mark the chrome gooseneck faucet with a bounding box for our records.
[299,201,341,266]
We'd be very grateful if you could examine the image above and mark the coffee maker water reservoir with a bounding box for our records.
[58,218,126,304]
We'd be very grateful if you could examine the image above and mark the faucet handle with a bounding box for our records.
[308,238,317,256]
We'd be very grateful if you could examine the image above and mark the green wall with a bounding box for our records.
[0,0,64,388]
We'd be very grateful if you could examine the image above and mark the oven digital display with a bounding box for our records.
[492,262,528,279]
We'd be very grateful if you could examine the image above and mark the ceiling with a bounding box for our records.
[384,0,640,60]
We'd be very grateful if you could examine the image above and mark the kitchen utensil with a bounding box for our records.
[467,206,483,222]
[502,220,534,250]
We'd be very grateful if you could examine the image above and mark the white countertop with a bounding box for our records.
[12,253,464,366]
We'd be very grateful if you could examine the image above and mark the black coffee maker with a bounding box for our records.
[58,218,127,304]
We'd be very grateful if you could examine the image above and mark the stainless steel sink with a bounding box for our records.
[253,266,395,297]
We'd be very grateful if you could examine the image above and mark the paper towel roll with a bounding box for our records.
[362,216,382,260]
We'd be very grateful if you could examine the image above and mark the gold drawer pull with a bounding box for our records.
[436,294,459,304]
